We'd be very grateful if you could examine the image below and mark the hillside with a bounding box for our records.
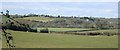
[12,16,118,29]
[15,17,58,22]
[1,15,118,33]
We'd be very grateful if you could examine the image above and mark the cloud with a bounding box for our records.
[105,9,113,12]
[1,2,118,18]
[1,0,120,2]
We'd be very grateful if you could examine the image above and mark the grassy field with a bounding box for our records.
[37,28,91,32]
[77,29,118,33]
[16,17,58,22]
[2,30,118,48]
[37,28,118,33]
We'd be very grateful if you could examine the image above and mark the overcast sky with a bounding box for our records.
[1,1,119,18]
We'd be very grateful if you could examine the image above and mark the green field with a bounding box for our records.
[37,28,91,32]
[37,28,118,33]
[16,17,57,22]
[2,30,118,48]
[77,29,118,33]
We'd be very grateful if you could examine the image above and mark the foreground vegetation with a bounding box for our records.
[0,38,1,49]
[2,30,118,48]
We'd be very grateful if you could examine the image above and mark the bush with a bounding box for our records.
[40,28,49,33]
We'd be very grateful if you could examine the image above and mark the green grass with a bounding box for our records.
[2,30,118,48]
[16,17,57,22]
[37,28,90,32]
[37,28,118,34]
[77,29,118,33]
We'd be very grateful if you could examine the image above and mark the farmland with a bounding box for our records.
[0,1,119,49]
[2,30,118,48]
[76,29,118,33]
[37,28,91,32]
[1,15,118,48]
[37,28,118,32]
[15,17,58,22]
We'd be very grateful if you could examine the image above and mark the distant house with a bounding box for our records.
[71,16,74,18]
[109,22,112,24]
[86,19,89,21]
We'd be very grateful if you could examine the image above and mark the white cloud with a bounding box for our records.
[105,9,113,12]
[1,0,120,2]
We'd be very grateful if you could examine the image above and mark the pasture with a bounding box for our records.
[77,29,118,33]
[15,17,58,22]
[37,28,91,32]
[2,30,118,48]
[37,28,118,33]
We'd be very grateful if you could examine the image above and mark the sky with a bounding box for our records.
[1,2,119,18]
[1,0,120,2]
